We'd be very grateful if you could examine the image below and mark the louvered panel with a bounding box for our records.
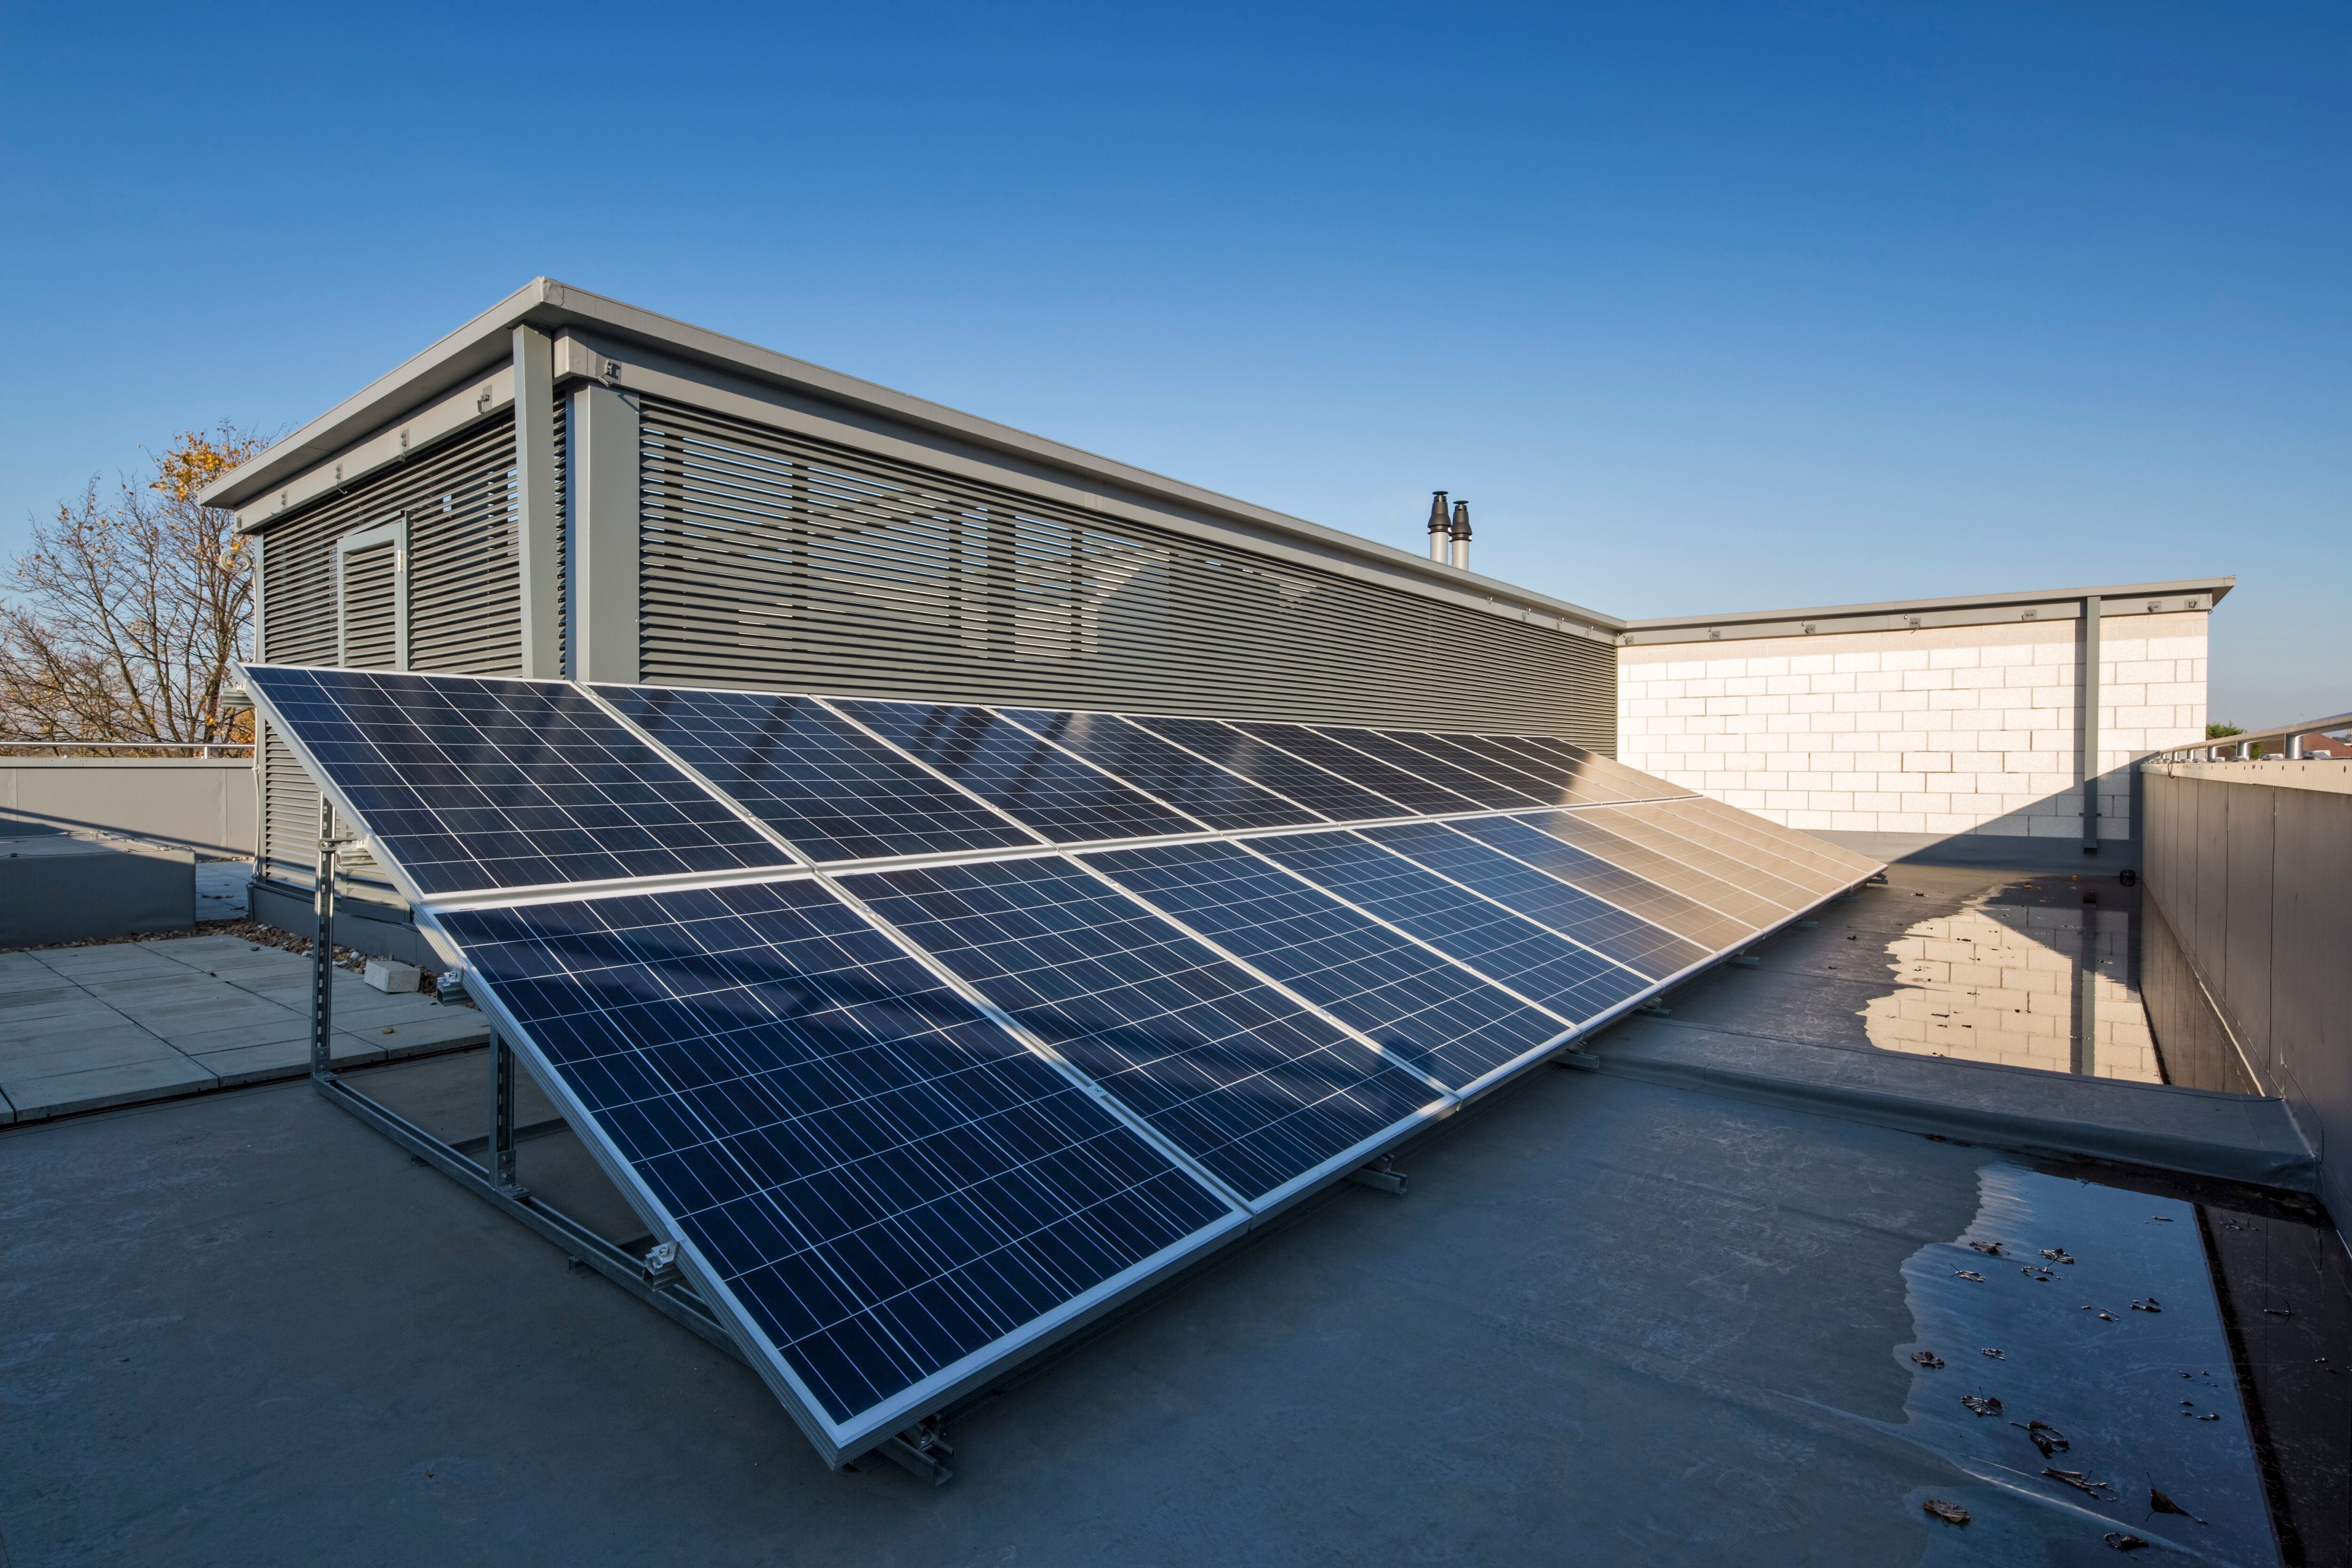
[254,407,561,906]
[339,545,398,668]
[636,399,1615,746]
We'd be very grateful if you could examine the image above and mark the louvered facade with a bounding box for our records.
[219,282,1623,946]
[636,398,1614,736]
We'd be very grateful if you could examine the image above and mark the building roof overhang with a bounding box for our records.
[200,278,1621,635]
[1616,577,2236,648]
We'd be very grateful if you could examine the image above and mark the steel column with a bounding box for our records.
[2079,594,2101,854]
[513,325,563,679]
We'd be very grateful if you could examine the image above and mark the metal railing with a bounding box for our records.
[0,738,254,757]
[2147,710,2352,763]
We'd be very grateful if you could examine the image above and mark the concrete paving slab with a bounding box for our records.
[159,1015,310,1058]
[4,1052,217,1120]
[0,997,123,1039]
[30,944,186,978]
[0,1024,185,1080]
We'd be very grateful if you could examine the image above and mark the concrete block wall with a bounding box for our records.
[1616,612,2207,846]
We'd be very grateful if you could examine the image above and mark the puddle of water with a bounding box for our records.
[1854,874,2257,1094]
[1893,1162,2278,1566]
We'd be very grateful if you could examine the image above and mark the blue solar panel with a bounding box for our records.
[1223,721,1474,815]
[1451,815,1757,952]
[1482,734,1678,806]
[1310,727,1542,810]
[1119,714,1404,822]
[1578,803,1814,911]
[1081,839,1570,1091]
[1357,821,1709,980]
[834,699,1201,843]
[437,879,1238,1444]
[1244,831,1649,1022]
[242,664,793,895]
[595,685,1036,863]
[841,855,1440,1203]
[994,709,1321,831]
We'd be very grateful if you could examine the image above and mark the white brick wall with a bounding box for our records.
[1615,613,2208,840]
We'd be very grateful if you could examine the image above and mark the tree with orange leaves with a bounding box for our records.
[0,426,267,751]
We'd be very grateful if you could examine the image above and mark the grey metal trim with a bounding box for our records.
[513,327,562,679]
[332,519,408,670]
[2080,594,2101,851]
[569,381,640,682]
[1617,577,2235,647]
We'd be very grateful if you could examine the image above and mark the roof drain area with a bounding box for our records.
[1885,1162,2277,1565]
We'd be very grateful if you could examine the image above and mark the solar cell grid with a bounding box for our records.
[1371,730,1582,808]
[1224,721,1474,815]
[1311,727,1542,810]
[437,879,1238,1438]
[1454,816,1757,952]
[1118,714,1403,822]
[842,855,1439,1203]
[1245,831,1649,1022]
[1510,810,1791,928]
[1667,794,1879,884]
[993,709,1321,832]
[1081,839,1571,1091]
[1358,821,1709,980]
[594,685,1037,863]
[1606,800,1838,898]
[834,699,1201,843]
[1489,736,1685,806]
[1419,732,1627,807]
[1580,805,1814,911]
[242,665,792,895]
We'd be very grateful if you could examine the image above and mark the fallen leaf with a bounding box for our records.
[2149,1486,2205,1524]
[2042,1468,2114,1498]
[2104,1533,2152,1552]
[1911,1351,1945,1369]
[2041,1248,2076,1265]
[1960,1394,2002,1417]
[1922,1499,1970,1526]
[2023,1266,2055,1282]
[1954,1269,1986,1282]
[1982,1349,2005,1360]
[2132,1300,2161,1313]
[1968,1240,2003,1256]
[2099,1312,2117,1322]
[2199,1413,2219,1422]
[381,1026,396,1035]
[2151,1216,2173,1223]
[2262,1308,2292,1318]
[2012,1421,2069,1457]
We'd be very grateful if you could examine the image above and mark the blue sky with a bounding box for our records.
[2,1,2342,722]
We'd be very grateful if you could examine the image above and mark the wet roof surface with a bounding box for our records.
[3,993,2342,1566]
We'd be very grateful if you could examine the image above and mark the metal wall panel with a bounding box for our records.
[252,409,564,899]
[635,397,1615,743]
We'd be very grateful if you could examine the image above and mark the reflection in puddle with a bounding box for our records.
[1861,879,2162,1083]
[1892,1163,2278,1565]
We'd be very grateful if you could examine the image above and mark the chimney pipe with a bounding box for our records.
[1449,499,1471,571]
[1426,491,1450,562]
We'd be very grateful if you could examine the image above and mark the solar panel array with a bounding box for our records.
[239,661,1879,1468]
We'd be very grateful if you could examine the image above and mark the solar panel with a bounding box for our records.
[1244,831,1650,1022]
[238,658,1883,1472]
[595,685,1039,863]
[839,855,1443,1204]
[1309,727,1542,810]
[1425,732,1631,807]
[438,879,1240,1456]
[1357,821,1710,980]
[1573,805,1814,912]
[241,664,793,895]
[1508,809,1793,929]
[993,708,1321,831]
[1081,838,1572,1091]
[834,699,1200,843]
[1119,714,1404,822]
[1450,815,1757,952]
[1223,721,1476,815]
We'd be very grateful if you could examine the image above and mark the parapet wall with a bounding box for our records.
[2142,758,2352,1232]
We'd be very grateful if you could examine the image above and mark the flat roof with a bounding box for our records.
[1619,576,2235,647]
